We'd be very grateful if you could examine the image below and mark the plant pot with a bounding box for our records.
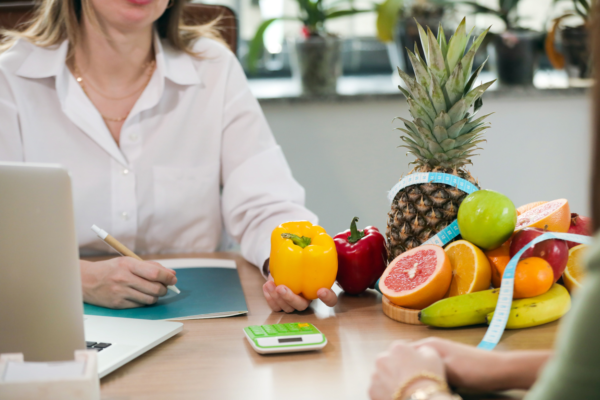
[561,25,591,86]
[393,12,444,75]
[288,35,342,96]
[493,30,541,86]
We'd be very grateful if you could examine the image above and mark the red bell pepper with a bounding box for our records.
[334,217,388,295]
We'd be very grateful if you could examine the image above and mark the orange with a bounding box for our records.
[485,240,511,288]
[513,257,554,299]
[563,244,588,293]
[380,245,452,309]
[444,240,492,297]
[515,199,570,233]
[516,201,547,216]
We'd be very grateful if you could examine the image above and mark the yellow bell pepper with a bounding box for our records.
[270,221,338,300]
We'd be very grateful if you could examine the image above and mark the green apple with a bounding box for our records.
[457,190,517,250]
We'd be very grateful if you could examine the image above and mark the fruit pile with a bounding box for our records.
[380,192,592,329]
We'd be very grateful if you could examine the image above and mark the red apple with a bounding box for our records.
[566,213,593,249]
[510,227,569,282]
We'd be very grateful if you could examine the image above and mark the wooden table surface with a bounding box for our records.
[99,253,558,400]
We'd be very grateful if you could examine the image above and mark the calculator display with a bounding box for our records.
[278,337,303,343]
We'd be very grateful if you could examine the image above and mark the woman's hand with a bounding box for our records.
[369,341,449,400]
[80,257,178,309]
[412,337,551,392]
[262,275,337,313]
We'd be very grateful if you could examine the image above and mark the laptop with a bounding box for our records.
[0,162,182,378]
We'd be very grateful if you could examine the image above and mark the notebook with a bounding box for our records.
[83,258,248,320]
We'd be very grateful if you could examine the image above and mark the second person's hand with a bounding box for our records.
[262,275,338,312]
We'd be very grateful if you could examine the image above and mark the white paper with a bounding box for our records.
[153,258,237,269]
[3,360,85,382]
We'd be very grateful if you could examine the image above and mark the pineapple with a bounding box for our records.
[386,18,494,262]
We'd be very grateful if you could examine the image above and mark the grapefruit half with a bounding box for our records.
[515,199,570,233]
[517,201,547,216]
[380,245,452,309]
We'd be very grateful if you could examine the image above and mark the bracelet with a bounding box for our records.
[393,372,451,400]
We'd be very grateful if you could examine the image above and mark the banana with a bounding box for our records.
[486,284,571,329]
[419,288,500,328]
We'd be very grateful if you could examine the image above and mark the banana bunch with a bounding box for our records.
[420,284,571,329]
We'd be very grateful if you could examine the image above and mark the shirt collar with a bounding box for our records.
[15,30,202,87]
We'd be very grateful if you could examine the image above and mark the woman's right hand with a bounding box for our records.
[80,257,177,309]
[412,338,551,392]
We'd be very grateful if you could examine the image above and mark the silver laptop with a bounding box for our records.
[0,162,182,378]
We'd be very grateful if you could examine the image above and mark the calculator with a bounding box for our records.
[243,323,327,354]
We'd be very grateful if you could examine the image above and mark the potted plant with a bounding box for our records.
[461,0,542,86]
[546,0,594,86]
[248,0,372,96]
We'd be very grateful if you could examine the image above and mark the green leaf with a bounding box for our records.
[463,56,488,95]
[398,85,412,99]
[326,8,373,20]
[437,23,448,58]
[447,118,468,139]
[416,124,434,141]
[444,61,466,105]
[407,50,432,94]
[448,99,467,124]
[429,74,447,115]
[460,113,493,134]
[247,18,282,74]
[416,20,429,65]
[427,28,448,85]
[455,126,489,146]
[461,27,490,84]
[434,111,452,128]
[433,125,449,142]
[445,17,467,75]
[440,138,456,151]
[376,0,404,42]
[397,66,417,90]
[408,98,434,128]
[397,127,425,147]
[426,138,444,154]
[397,116,420,136]
[474,97,483,113]
[464,80,496,108]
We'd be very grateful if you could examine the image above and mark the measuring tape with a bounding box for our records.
[388,172,479,247]
[478,232,593,350]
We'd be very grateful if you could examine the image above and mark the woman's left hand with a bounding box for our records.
[369,341,448,400]
[262,275,338,312]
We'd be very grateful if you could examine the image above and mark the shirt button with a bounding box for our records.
[122,169,129,175]
[121,212,130,220]
[129,134,139,141]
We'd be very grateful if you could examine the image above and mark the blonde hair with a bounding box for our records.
[0,0,224,56]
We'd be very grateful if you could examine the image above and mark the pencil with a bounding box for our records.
[91,225,180,295]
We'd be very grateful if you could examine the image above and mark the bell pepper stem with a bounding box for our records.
[281,233,312,249]
[347,217,365,244]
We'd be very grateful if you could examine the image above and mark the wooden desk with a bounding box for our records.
[98,253,558,400]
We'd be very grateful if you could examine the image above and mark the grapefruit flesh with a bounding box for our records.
[380,245,452,309]
[515,199,570,233]
[517,201,547,216]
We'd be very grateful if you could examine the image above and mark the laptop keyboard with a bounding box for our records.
[86,341,112,352]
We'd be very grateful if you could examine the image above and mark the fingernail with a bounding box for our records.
[317,289,326,298]
[278,286,288,295]
[266,282,275,293]
[172,277,178,284]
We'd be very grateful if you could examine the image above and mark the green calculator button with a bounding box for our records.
[285,323,300,332]
[261,325,277,335]
[250,326,266,336]
[274,324,288,333]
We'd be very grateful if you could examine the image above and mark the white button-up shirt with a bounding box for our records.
[0,34,317,269]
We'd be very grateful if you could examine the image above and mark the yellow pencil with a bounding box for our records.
[91,225,180,294]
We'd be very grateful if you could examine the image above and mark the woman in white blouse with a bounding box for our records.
[0,0,337,312]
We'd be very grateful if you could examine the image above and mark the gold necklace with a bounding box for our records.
[73,59,156,122]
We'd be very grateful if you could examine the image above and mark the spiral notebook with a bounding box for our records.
[83,258,248,320]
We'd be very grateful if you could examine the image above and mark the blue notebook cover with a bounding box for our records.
[83,258,248,320]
